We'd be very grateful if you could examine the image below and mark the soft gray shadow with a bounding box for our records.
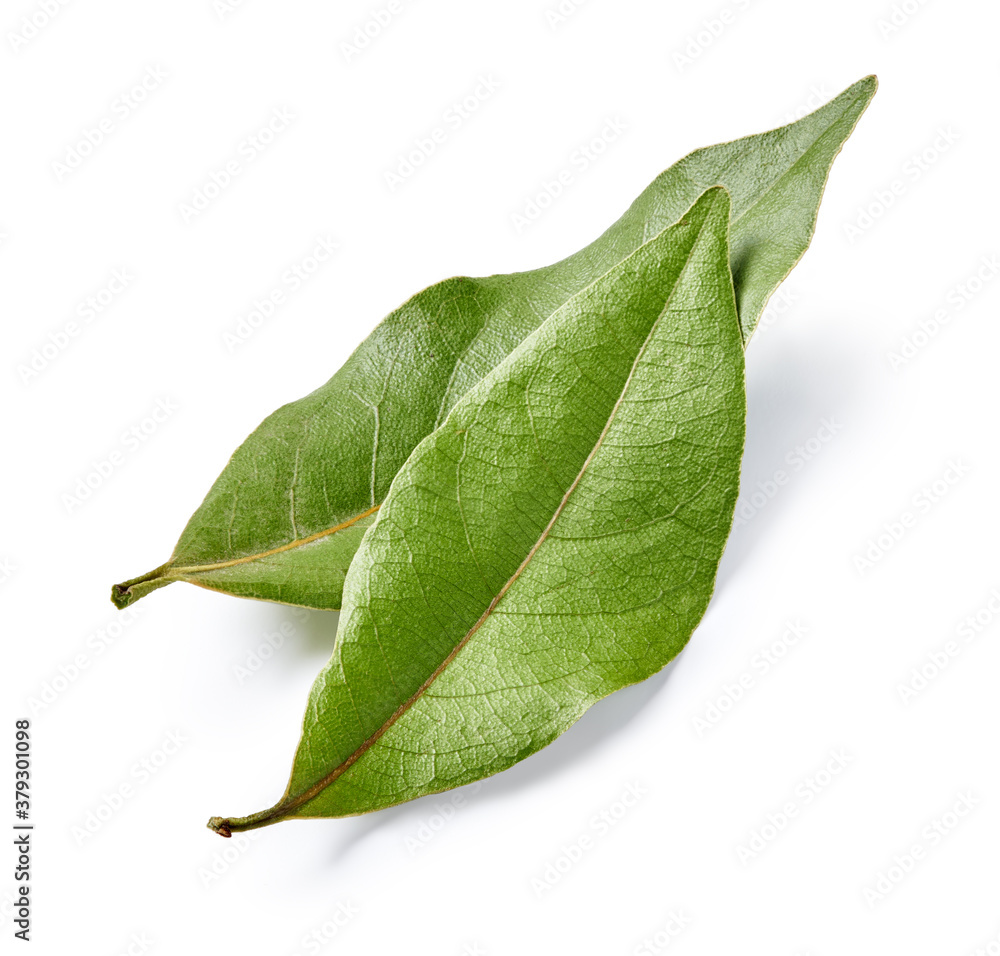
[326,325,872,861]
[330,660,681,861]
[473,659,680,805]
[292,609,340,657]
[234,603,340,660]
[713,327,871,596]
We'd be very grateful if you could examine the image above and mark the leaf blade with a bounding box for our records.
[209,185,746,831]
[115,77,873,612]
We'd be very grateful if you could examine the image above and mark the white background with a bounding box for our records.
[2,0,999,953]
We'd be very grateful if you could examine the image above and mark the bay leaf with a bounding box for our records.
[113,77,874,612]
[209,185,744,832]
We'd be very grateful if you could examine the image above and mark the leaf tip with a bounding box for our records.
[846,74,878,107]
[858,73,879,94]
[207,817,232,838]
[691,184,732,228]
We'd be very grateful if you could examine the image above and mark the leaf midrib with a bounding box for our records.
[252,202,713,825]
[184,92,866,589]
[171,504,381,577]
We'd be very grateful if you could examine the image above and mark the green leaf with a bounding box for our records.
[208,185,745,833]
[112,77,874,613]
